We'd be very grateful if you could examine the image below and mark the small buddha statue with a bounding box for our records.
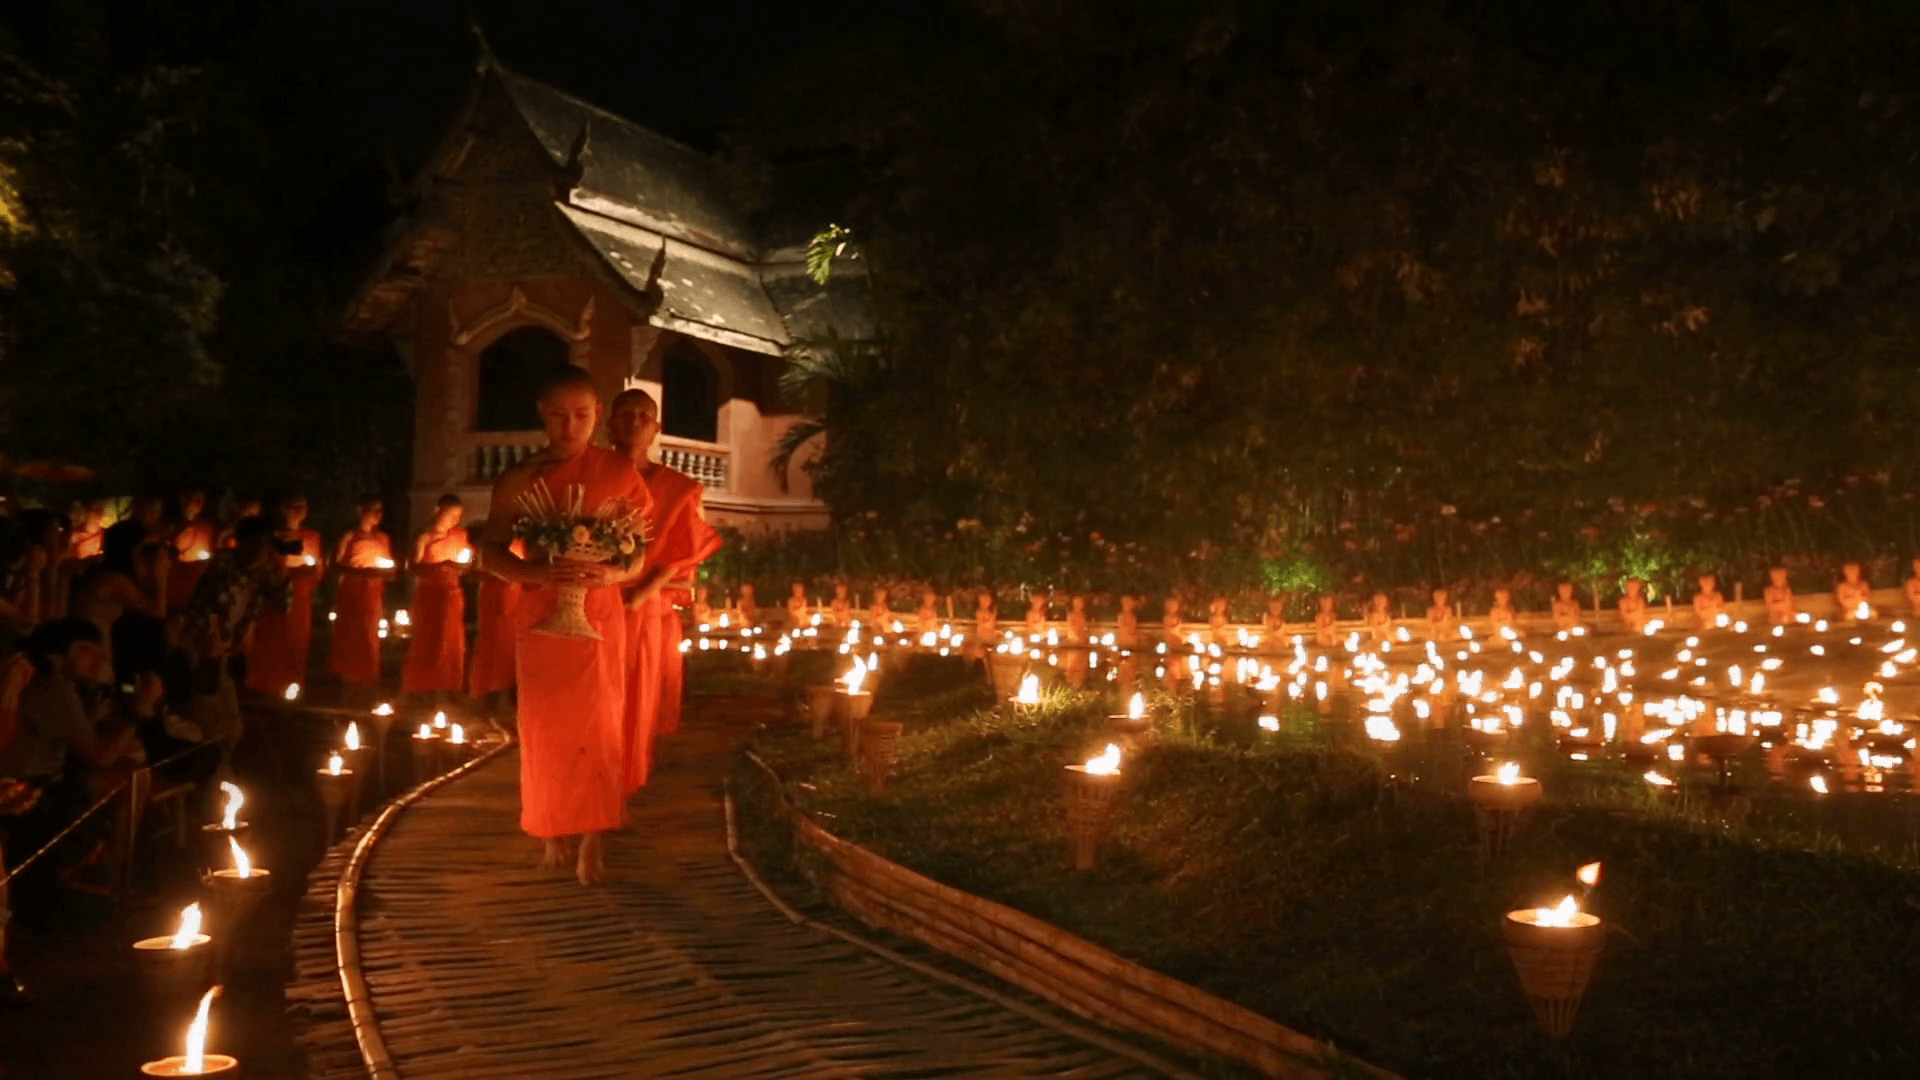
[737,583,758,628]
[1207,596,1230,645]
[1115,595,1140,648]
[1836,562,1872,622]
[1692,574,1726,629]
[692,585,713,625]
[916,588,940,632]
[974,591,999,643]
[1024,593,1049,639]
[1426,588,1455,640]
[1313,594,1338,646]
[1618,577,1650,633]
[1064,595,1091,688]
[868,586,891,628]
[1764,567,1796,626]
[1161,596,1185,645]
[1066,595,1090,643]
[1551,582,1583,631]
[1365,592,1392,641]
[1905,558,1920,615]
[786,581,810,626]
[1261,596,1286,647]
[1489,588,1517,634]
[829,582,851,626]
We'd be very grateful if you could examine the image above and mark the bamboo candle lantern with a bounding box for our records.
[1469,763,1542,859]
[130,903,211,1008]
[1063,744,1124,871]
[368,702,397,791]
[860,719,904,794]
[316,754,355,846]
[806,683,839,740]
[410,722,442,781]
[1504,864,1605,1038]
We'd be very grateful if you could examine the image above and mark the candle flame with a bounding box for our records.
[284,682,301,701]
[1810,775,1829,794]
[395,609,411,627]
[1015,673,1041,705]
[449,723,466,745]
[228,835,253,879]
[303,554,317,566]
[842,656,869,695]
[455,547,472,564]
[1495,761,1521,785]
[219,782,244,830]
[416,722,433,739]
[184,986,218,1073]
[1644,770,1673,787]
[372,702,394,716]
[1127,692,1145,720]
[374,557,395,570]
[1533,895,1582,927]
[169,903,202,949]
[1083,743,1122,776]
[327,753,344,776]
[1576,861,1602,888]
[345,722,360,751]
[432,710,448,730]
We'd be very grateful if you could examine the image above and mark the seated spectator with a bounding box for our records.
[1,619,145,794]
[73,521,169,687]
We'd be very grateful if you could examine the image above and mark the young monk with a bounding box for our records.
[245,494,325,698]
[468,535,523,724]
[401,495,470,701]
[167,489,218,611]
[329,497,394,704]
[609,388,721,793]
[484,370,651,885]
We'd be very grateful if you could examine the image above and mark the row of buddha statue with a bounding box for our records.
[685,559,1920,647]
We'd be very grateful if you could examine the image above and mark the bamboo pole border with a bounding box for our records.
[742,751,1399,1080]
[335,739,514,1080]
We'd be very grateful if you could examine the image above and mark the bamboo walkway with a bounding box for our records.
[288,702,1174,1079]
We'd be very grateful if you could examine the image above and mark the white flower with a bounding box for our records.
[570,524,593,545]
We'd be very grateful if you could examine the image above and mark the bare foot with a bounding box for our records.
[576,832,607,886]
[538,838,567,870]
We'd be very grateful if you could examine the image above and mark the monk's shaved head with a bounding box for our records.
[611,388,658,414]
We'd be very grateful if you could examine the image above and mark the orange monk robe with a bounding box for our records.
[513,447,649,838]
[246,528,323,696]
[166,519,218,611]
[329,530,392,685]
[468,539,523,697]
[621,467,721,790]
[401,527,470,693]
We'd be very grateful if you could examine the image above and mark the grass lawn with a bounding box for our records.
[725,653,1920,1080]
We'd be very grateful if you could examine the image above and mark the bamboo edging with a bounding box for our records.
[334,736,515,1080]
[745,751,1398,1080]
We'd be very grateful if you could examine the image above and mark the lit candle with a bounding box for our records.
[1502,883,1605,1039]
[344,722,360,752]
[283,682,301,702]
[141,987,238,1077]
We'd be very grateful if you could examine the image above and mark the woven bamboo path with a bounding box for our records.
[289,702,1173,1079]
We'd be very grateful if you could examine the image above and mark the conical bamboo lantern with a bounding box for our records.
[1503,906,1604,1038]
[861,719,904,794]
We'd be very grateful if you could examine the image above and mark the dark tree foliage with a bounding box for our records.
[746,0,1920,575]
[0,2,411,526]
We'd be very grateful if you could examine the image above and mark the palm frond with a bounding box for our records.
[768,418,828,493]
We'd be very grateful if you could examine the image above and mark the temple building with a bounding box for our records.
[342,55,865,532]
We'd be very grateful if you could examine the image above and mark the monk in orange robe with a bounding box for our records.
[609,389,722,792]
[481,369,650,886]
[167,489,218,611]
[468,538,523,719]
[329,497,394,704]
[401,494,471,698]
[246,493,325,697]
